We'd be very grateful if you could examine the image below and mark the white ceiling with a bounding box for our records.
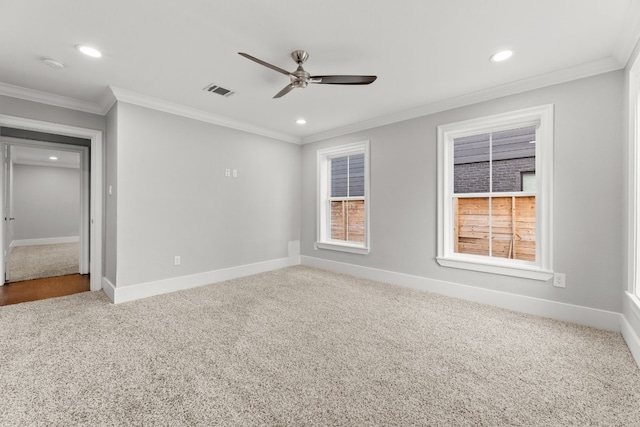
[1,0,639,143]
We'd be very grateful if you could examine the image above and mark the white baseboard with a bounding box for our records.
[102,277,116,302]
[11,236,79,247]
[111,255,301,304]
[621,292,640,367]
[100,252,637,366]
[301,256,621,331]
[620,315,640,368]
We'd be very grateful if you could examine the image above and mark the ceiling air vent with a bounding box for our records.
[203,83,235,97]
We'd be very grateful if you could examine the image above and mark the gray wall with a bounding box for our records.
[105,104,118,284]
[114,102,301,287]
[12,164,80,241]
[301,71,623,313]
[0,94,107,276]
[0,95,105,132]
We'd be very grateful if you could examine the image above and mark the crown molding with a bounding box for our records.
[108,87,301,144]
[0,82,300,144]
[614,0,640,67]
[0,82,104,115]
[98,89,118,115]
[301,56,623,144]
[0,51,626,147]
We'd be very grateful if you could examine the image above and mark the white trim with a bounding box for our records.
[621,292,640,367]
[436,257,553,281]
[0,136,82,169]
[301,255,620,331]
[79,146,90,274]
[0,55,625,147]
[436,105,553,281]
[11,236,79,247]
[0,82,104,115]
[613,1,640,66]
[89,127,103,291]
[0,115,103,291]
[315,241,370,255]
[110,256,300,304]
[302,57,620,144]
[101,277,116,302]
[626,291,640,325]
[627,49,640,298]
[108,87,300,145]
[11,159,79,169]
[316,141,370,253]
[0,82,298,144]
[620,315,640,368]
[98,90,118,115]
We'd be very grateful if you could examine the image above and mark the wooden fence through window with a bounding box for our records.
[454,196,535,261]
[331,200,365,243]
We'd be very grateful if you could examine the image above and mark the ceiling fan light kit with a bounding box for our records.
[239,50,377,98]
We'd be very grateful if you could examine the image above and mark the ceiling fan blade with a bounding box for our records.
[310,75,377,85]
[238,52,292,76]
[273,84,296,99]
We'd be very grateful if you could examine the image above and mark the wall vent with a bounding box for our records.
[203,83,235,97]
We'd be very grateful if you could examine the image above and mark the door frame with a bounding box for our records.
[0,115,103,291]
[1,137,90,277]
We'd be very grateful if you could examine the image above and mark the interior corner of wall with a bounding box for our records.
[288,240,301,258]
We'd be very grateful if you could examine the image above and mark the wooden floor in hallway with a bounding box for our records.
[0,274,90,306]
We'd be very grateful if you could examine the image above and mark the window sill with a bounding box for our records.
[436,256,553,281]
[315,241,370,255]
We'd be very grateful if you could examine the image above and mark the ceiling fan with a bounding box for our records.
[238,50,377,98]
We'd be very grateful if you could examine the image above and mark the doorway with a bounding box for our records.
[2,140,88,285]
[0,115,103,298]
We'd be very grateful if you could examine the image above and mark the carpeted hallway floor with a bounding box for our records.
[0,266,638,426]
[7,242,79,282]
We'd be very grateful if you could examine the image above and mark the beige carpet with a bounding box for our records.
[0,266,638,426]
[7,242,79,282]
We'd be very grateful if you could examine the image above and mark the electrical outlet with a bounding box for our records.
[225,169,230,177]
[174,256,181,266]
[232,169,238,178]
[553,272,566,288]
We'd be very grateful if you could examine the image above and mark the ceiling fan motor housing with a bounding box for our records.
[292,65,310,88]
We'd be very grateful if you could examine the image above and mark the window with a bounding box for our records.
[437,105,554,280]
[317,141,370,254]
[521,171,536,192]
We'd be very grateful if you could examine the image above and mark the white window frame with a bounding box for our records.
[436,105,554,281]
[316,141,370,254]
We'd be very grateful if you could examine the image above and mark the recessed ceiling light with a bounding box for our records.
[49,156,58,160]
[491,50,513,62]
[43,58,64,69]
[296,118,307,125]
[76,45,102,58]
